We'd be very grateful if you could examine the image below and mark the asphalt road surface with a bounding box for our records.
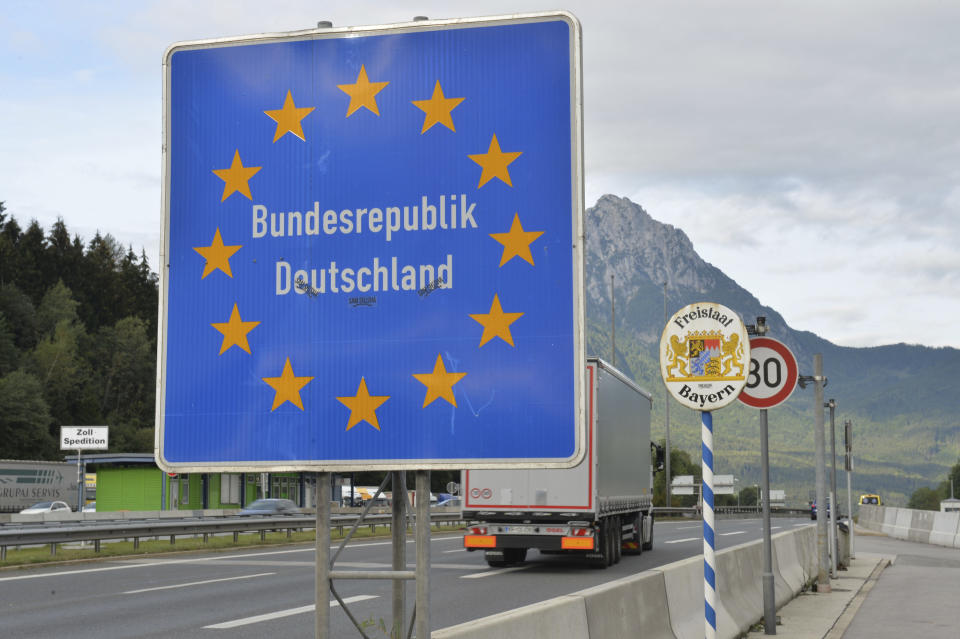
[0,516,811,638]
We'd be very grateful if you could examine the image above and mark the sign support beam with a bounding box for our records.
[759,408,776,634]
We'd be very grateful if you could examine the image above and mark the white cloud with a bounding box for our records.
[2,0,959,348]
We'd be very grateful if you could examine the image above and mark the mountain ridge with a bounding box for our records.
[583,195,960,506]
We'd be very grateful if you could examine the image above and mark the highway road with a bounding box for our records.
[0,516,811,638]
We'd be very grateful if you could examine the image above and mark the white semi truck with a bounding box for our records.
[462,358,659,568]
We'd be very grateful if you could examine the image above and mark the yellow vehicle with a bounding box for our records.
[858,494,882,506]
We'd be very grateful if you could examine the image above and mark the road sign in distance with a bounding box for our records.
[737,337,798,409]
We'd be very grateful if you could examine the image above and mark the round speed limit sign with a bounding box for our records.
[737,337,798,409]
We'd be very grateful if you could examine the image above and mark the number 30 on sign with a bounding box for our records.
[737,336,798,409]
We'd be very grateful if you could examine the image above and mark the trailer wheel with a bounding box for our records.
[589,520,612,569]
[484,550,509,568]
[641,512,654,551]
[623,512,643,556]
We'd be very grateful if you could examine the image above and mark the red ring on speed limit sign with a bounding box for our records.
[738,337,799,409]
[480,488,492,499]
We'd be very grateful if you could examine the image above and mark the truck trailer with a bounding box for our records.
[462,358,656,568]
[0,460,79,513]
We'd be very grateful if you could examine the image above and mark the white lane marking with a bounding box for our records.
[122,572,275,594]
[204,594,378,629]
[771,526,782,531]
[664,537,699,544]
[793,523,811,527]
[443,549,465,554]
[719,531,746,536]
[461,566,528,579]
[673,525,701,530]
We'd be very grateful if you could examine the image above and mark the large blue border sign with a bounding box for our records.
[157,13,585,471]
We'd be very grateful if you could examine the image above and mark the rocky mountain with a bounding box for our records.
[583,194,960,506]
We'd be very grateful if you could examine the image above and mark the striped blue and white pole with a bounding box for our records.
[702,410,717,639]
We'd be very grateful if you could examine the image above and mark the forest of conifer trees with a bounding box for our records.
[0,201,159,460]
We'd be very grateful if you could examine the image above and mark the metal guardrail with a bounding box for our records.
[0,511,465,560]
[652,505,812,517]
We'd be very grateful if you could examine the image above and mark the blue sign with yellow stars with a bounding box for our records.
[157,13,585,471]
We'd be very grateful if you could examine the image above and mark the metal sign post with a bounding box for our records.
[812,355,830,591]
[738,334,799,635]
[825,399,838,576]
[660,302,750,639]
[60,426,109,511]
[845,420,854,559]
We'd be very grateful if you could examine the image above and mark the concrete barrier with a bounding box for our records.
[929,511,960,548]
[432,595,589,639]
[716,540,764,636]
[434,526,817,639]
[908,509,935,544]
[578,571,675,639]
[881,506,899,536]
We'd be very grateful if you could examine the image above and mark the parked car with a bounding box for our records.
[239,498,301,515]
[19,501,72,514]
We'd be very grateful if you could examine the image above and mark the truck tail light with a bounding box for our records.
[469,526,487,535]
[464,535,496,548]
[570,527,590,536]
[561,536,594,550]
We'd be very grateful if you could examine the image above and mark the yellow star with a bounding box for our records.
[262,357,313,411]
[489,213,545,267]
[468,134,522,188]
[337,377,390,431]
[469,294,524,347]
[337,65,389,117]
[411,81,464,133]
[264,90,315,142]
[193,228,242,279]
[412,354,467,408]
[212,150,261,201]
[210,303,260,355]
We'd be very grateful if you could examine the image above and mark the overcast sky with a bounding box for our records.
[2,1,958,349]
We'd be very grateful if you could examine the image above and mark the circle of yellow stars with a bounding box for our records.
[191,63,548,434]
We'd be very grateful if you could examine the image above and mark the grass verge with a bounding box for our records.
[0,524,462,569]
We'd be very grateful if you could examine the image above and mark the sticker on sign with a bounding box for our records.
[737,337,798,409]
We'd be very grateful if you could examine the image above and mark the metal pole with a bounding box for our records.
[76,450,83,512]
[827,400,838,575]
[813,355,830,591]
[702,411,717,639]
[315,472,331,639]
[760,409,776,634]
[846,454,855,559]
[391,471,407,639]
[415,471,431,639]
[664,281,671,507]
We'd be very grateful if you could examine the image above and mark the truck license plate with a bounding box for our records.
[504,525,535,534]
